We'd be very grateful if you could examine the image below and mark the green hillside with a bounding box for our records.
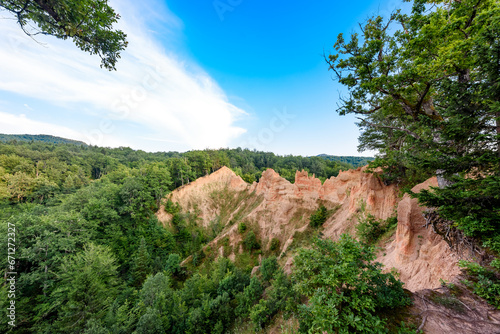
[317,154,373,167]
[0,134,88,146]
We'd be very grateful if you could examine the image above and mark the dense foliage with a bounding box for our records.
[459,259,500,309]
[293,235,413,333]
[309,205,328,228]
[0,139,374,332]
[328,0,500,253]
[1,0,128,70]
[0,137,353,194]
[0,134,87,146]
[0,139,414,333]
[317,154,373,168]
[356,215,398,245]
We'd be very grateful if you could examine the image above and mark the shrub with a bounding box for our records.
[356,214,397,245]
[293,235,411,333]
[249,270,295,330]
[242,173,256,184]
[244,230,260,251]
[235,276,264,317]
[238,222,247,234]
[260,257,278,282]
[269,238,280,253]
[459,260,500,309]
[309,205,328,227]
[192,249,205,267]
[164,199,180,214]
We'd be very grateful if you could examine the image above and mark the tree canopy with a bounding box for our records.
[1,0,128,70]
[328,0,500,252]
[293,235,411,333]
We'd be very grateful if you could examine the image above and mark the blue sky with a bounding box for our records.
[0,0,404,156]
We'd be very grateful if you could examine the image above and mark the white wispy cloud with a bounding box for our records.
[0,112,82,142]
[0,0,247,151]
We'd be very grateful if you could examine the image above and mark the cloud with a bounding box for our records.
[0,0,247,151]
[0,112,80,141]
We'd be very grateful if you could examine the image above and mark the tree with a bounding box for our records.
[327,0,500,251]
[133,237,151,285]
[293,235,410,333]
[243,230,260,251]
[135,308,164,334]
[1,0,128,70]
[51,243,120,332]
[164,253,182,277]
[260,256,278,282]
[119,177,153,218]
[5,172,35,201]
[235,276,264,317]
[140,163,172,209]
[249,269,295,330]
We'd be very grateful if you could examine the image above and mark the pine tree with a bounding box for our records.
[134,237,151,285]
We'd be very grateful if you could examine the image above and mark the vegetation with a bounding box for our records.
[309,205,328,228]
[356,215,398,245]
[269,238,281,253]
[459,260,500,309]
[243,230,261,252]
[0,137,354,190]
[292,235,413,333]
[317,154,373,168]
[2,0,499,330]
[328,0,500,304]
[0,134,87,146]
[0,138,417,332]
[0,0,128,70]
[238,222,247,234]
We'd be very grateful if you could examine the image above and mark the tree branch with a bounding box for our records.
[356,117,423,141]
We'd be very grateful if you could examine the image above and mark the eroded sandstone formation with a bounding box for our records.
[377,177,461,291]
[156,166,500,333]
[157,166,460,289]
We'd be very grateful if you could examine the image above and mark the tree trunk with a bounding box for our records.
[497,112,500,161]
[436,169,454,189]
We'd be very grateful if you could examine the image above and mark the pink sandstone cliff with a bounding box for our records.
[157,166,458,290]
[156,166,500,333]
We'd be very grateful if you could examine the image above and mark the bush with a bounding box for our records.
[356,214,398,245]
[249,270,295,330]
[238,222,247,234]
[164,199,180,214]
[192,249,205,267]
[460,260,500,309]
[236,276,264,317]
[241,173,256,184]
[309,205,328,227]
[244,230,260,251]
[249,300,272,329]
[260,257,278,282]
[269,238,280,252]
[293,235,411,333]
[165,254,182,277]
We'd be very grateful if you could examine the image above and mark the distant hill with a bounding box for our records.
[0,134,88,146]
[317,154,374,167]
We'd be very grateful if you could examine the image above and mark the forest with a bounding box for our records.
[0,137,410,333]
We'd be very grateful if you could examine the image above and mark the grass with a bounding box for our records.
[429,293,466,313]
[209,187,264,228]
[287,226,321,252]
